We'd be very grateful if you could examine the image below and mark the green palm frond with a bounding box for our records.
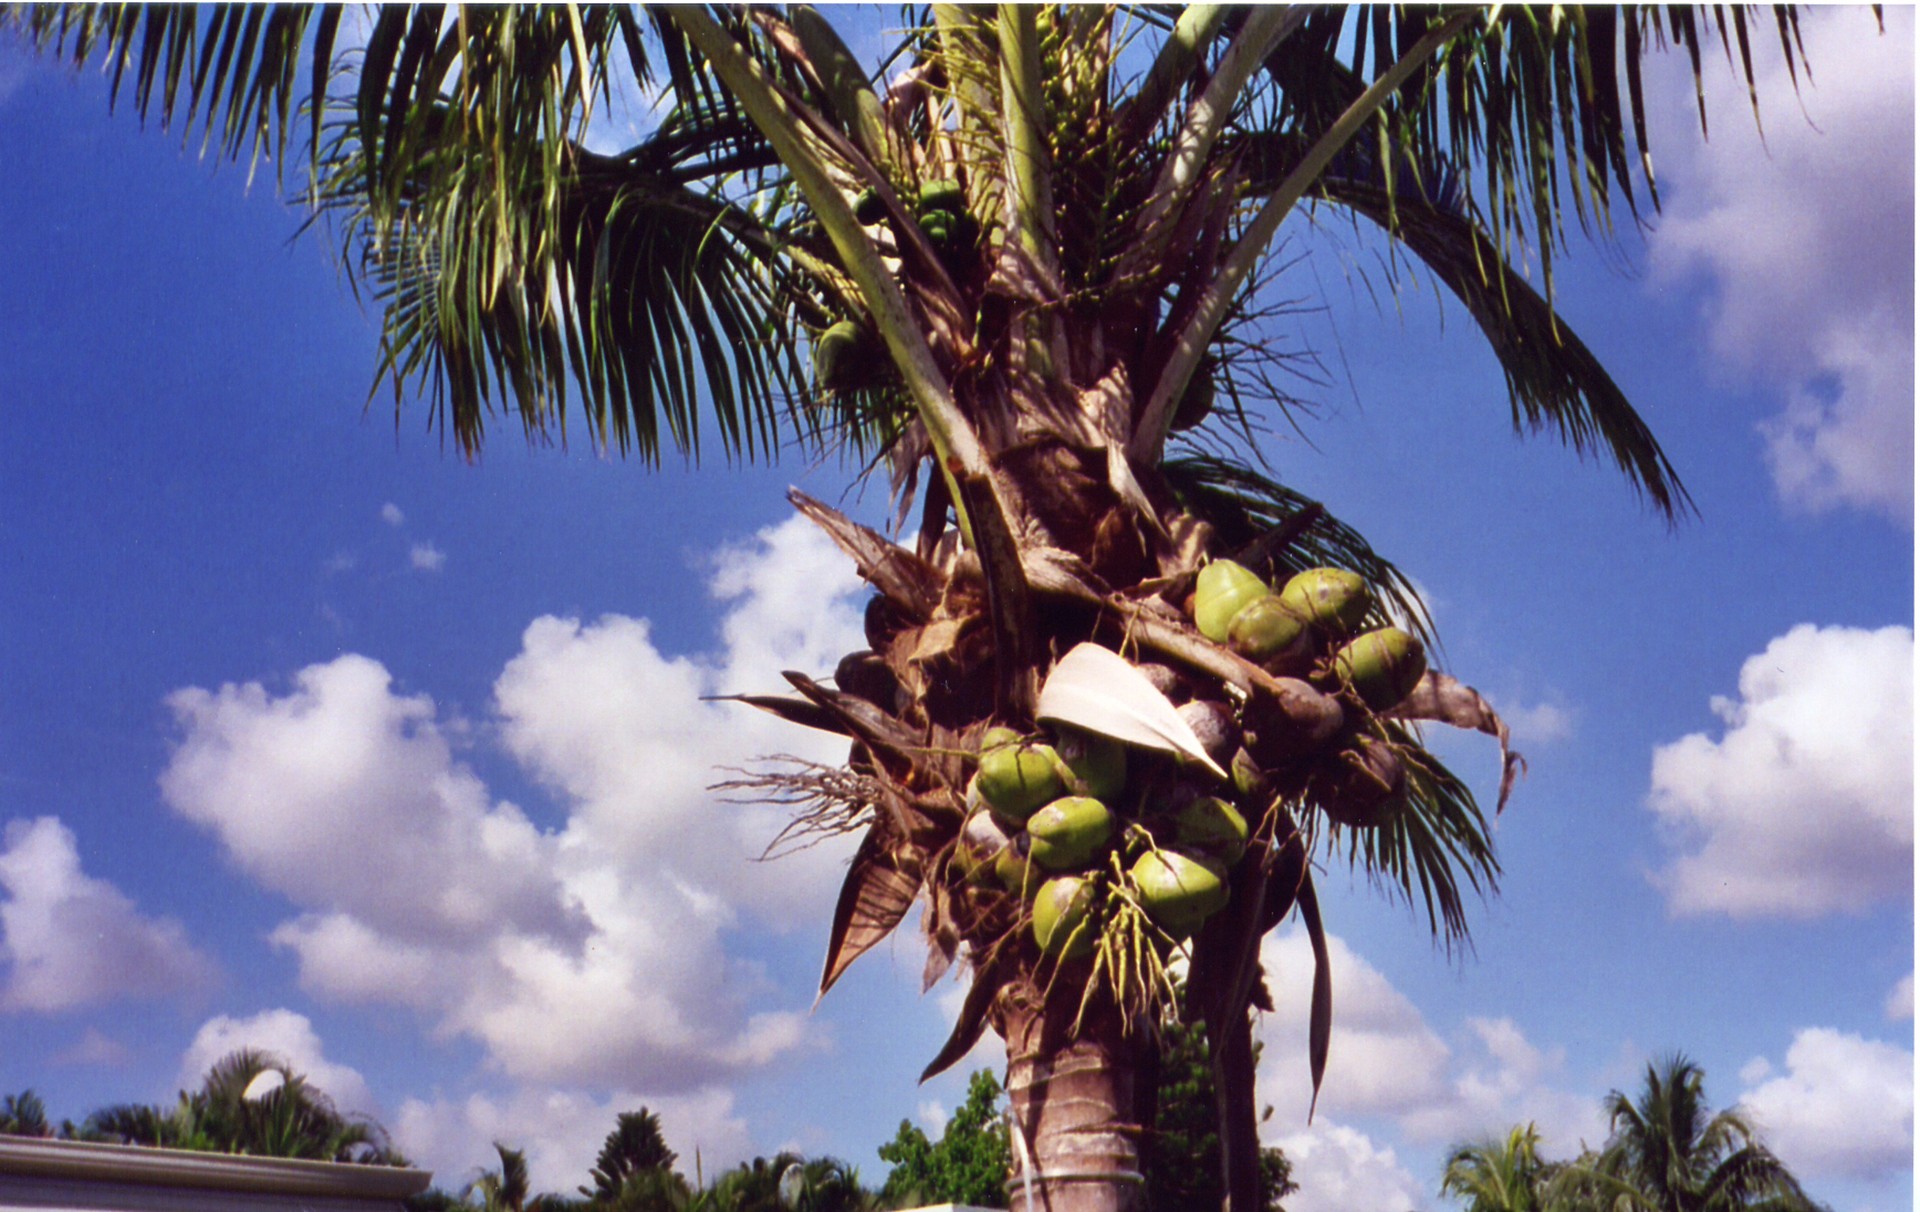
[1241,5,1806,522]
[9,4,325,182]
[1335,722,1501,949]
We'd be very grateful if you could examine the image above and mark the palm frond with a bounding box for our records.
[1333,723,1501,949]
[8,3,325,183]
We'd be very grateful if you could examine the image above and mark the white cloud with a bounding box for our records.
[410,542,447,572]
[0,816,217,1012]
[1270,1120,1427,1212]
[176,1009,377,1119]
[381,503,405,527]
[55,1027,134,1068]
[1256,931,1600,1157]
[159,516,868,1093]
[1739,1028,1913,1181]
[161,655,577,946]
[1648,7,1914,523]
[1646,624,1913,917]
[395,1085,752,1197]
[1258,930,1453,1126]
[1886,974,1913,1022]
[1499,700,1573,746]
[915,1099,950,1137]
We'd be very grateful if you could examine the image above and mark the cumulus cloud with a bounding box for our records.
[55,1027,134,1068]
[160,516,866,1094]
[0,816,217,1012]
[176,1009,377,1118]
[409,542,447,572]
[1257,930,1601,1156]
[1739,1028,1913,1181]
[396,1085,752,1197]
[1648,7,1914,522]
[161,655,577,946]
[1886,974,1913,1022]
[1269,1121,1426,1212]
[1499,699,1574,746]
[381,503,405,527]
[1646,624,1913,917]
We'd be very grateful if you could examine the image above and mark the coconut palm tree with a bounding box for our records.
[0,1090,52,1138]
[9,7,1819,1209]
[1548,1055,1826,1212]
[77,1048,398,1164]
[1441,1123,1555,1212]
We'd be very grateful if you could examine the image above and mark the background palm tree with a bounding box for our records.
[9,7,1816,1209]
[75,1048,399,1164]
[468,1143,535,1212]
[581,1108,690,1208]
[1549,1054,1826,1212]
[1441,1123,1555,1212]
[0,1090,52,1138]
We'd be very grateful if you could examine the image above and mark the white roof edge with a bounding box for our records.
[0,1136,433,1199]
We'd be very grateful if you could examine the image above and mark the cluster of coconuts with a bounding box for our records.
[1195,560,1426,713]
[816,180,979,394]
[956,725,1249,961]
[853,176,979,258]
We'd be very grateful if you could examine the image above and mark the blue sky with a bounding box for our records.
[0,10,1911,1211]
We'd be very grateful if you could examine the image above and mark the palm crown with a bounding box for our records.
[12,7,1812,1209]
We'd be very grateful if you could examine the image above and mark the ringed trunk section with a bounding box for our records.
[1000,985,1149,1212]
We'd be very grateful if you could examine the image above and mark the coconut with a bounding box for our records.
[955,810,1012,885]
[1032,875,1098,959]
[852,185,886,225]
[917,178,966,214]
[1195,560,1268,642]
[1027,796,1113,870]
[1226,594,1311,667]
[1331,627,1426,711]
[1053,725,1126,800]
[1278,567,1370,637]
[1231,748,1272,805]
[1307,735,1407,829]
[1171,373,1215,432]
[1177,699,1238,768]
[812,320,866,391]
[1174,796,1248,866]
[976,738,1067,823]
[1129,850,1229,939]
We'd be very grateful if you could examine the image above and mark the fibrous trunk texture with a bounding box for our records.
[1000,986,1148,1212]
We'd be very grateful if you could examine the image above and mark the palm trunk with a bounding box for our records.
[1000,983,1149,1212]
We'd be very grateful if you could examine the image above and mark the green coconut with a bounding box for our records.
[812,320,866,391]
[1032,875,1098,959]
[1170,372,1215,432]
[918,208,957,244]
[1278,567,1370,636]
[1226,594,1310,666]
[1231,748,1272,805]
[1129,850,1229,939]
[1053,725,1126,800]
[1332,627,1427,711]
[852,185,887,225]
[917,178,966,214]
[1195,560,1268,643]
[976,738,1067,823]
[1173,796,1248,866]
[1027,796,1113,871]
